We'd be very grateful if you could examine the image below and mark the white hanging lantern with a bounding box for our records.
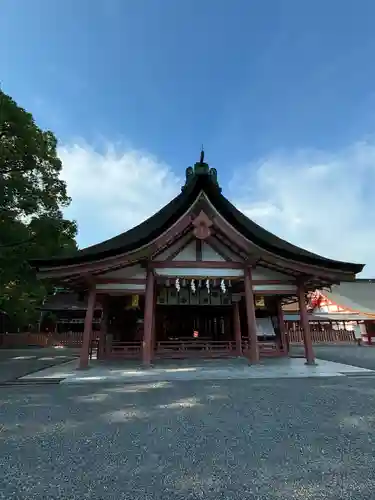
[175,278,181,292]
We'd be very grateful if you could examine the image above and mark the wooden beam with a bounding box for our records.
[151,261,244,269]
[94,289,146,295]
[196,239,202,261]
[95,278,146,284]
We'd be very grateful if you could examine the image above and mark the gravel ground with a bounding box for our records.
[1,377,375,499]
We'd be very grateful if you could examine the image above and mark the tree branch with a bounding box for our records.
[0,234,36,249]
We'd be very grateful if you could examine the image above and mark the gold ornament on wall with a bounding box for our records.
[131,294,139,309]
[255,296,265,308]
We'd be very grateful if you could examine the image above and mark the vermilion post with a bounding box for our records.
[98,297,108,360]
[151,286,157,353]
[244,266,259,363]
[233,301,242,355]
[142,268,155,366]
[276,299,288,354]
[78,286,96,370]
[297,283,315,365]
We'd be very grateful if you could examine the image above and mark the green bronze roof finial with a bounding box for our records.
[182,147,221,191]
[194,145,209,175]
[199,145,204,164]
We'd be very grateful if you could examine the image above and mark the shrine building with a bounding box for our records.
[31,152,364,369]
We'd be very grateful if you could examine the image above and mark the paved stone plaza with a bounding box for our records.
[19,355,375,384]
[1,376,375,499]
[0,348,78,384]
[293,344,375,371]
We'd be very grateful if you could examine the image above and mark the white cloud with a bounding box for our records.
[58,142,181,246]
[58,140,375,276]
[230,141,375,276]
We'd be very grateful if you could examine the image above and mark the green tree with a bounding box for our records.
[0,89,77,330]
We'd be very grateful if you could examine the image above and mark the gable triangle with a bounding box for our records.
[201,241,226,262]
[172,241,196,261]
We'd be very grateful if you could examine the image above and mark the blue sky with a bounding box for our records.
[1,0,375,275]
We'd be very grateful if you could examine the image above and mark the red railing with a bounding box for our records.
[287,327,355,344]
[242,339,282,357]
[52,331,84,347]
[155,340,237,358]
[0,327,357,354]
[0,332,51,348]
[108,341,142,359]
[0,331,84,348]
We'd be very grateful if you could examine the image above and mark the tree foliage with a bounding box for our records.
[0,89,78,329]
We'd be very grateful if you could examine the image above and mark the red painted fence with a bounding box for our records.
[0,331,84,348]
[287,327,355,344]
[0,327,357,350]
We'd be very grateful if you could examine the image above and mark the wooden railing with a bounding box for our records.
[108,341,142,359]
[0,332,51,348]
[0,327,357,353]
[242,340,282,357]
[0,331,84,348]
[155,340,237,358]
[287,328,355,344]
[53,331,84,347]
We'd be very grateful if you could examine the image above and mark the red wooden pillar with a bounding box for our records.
[78,286,96,370]
[244,266,259,363]
[276,298,288,355]
[142,268,155,366]
[152,287,157,353]
[98,297,108,359]
[233,301,242,355]
[297,283,315,365]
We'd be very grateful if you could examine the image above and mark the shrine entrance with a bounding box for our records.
[156,305,232,341]
[154,305,237,358]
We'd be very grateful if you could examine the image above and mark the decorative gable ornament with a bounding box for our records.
[192,211,213,240]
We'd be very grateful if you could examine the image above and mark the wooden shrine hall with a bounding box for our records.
[31,152,364,369]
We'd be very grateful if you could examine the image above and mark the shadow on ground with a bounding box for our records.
[1,377,375,499]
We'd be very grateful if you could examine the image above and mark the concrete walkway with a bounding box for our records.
[20,356,375,384]
[0,347,79,384]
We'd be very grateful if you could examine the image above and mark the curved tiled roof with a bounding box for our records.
[31,171,364,274]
